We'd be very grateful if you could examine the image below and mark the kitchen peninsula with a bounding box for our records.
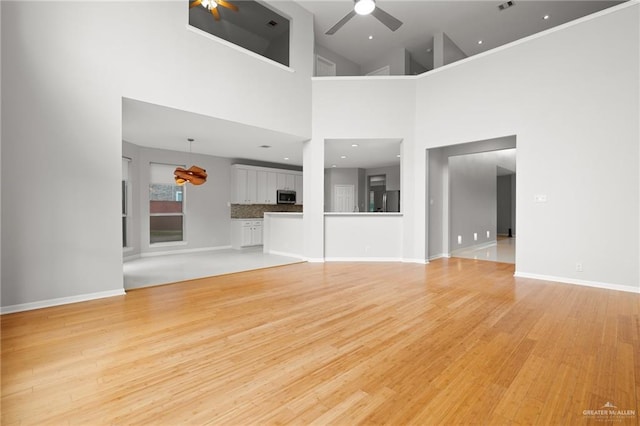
[263,212,403,261]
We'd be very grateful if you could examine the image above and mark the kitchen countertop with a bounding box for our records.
[324,212,402,216]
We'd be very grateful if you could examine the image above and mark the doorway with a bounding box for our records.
[426,136,517,264]
[368,174,386,212]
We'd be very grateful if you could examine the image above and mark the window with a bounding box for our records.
[122,157,131,248]
[149,163,184,244]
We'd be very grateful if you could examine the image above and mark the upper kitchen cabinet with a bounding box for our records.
[231,165,302,205]
[257,171,278,204]
[231,166,258,204]
[277,173,295,191]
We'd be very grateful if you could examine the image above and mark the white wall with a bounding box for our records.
[417,4,639,290]
[1,1,313,309]
[315,44,361,76]
[449,151,499,251]
[308,77,418,261]
[361,48,408,76]
[324,214,403,260]
[366,165,401,191]
[443,33,467,67]
[263,213,304,258]
[134,146,232,256]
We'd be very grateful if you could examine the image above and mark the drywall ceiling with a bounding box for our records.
[300,0,624,71]
[122,98,306,166]
[122,99,402,169]
[325,138,401,169]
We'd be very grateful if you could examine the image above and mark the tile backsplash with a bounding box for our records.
[231,204,303,219]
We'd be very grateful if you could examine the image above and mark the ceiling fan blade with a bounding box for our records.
[211,7,220,20]
[216,0,238,12]
[371,6,403,31]
[189,0,202,8]
[325,10,357,35]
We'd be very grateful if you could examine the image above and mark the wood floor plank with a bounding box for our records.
[2,259,639,425]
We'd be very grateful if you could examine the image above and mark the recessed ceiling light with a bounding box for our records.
[368,35,373,40]
[340,155,347,159]
[543,14,550,20]
[331,164,337,168]
[478,40,483,45]
[283,157,289,160]
[396,154,401,158]
[351,143,359,147]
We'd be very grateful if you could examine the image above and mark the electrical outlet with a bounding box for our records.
[576,263,583,272]
[457,235,462,245]
[486,231,490,239]
[474,233,478,241]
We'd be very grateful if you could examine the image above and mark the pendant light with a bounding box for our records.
[174,139,207,186]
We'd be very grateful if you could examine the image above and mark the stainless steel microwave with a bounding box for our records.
[277,190,296,204]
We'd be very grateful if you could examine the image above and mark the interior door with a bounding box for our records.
[334,184,355,212]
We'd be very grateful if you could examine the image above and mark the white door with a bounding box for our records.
[316,55,336,77]
[334,184,355,212]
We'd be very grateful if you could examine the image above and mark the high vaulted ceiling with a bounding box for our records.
[300,0,624,71]
[123,0,624,169]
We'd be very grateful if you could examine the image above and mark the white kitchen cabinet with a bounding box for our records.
[231,220,263,249]
[277,172,295,190]
[231,166,258,204]
[232,165,302,205]
[256,171,278,204]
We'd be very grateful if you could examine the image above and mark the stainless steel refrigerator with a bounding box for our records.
[382,190,400,212]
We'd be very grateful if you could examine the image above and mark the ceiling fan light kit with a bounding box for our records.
[326,0,402,35]
[354,0,375,16]
[200,0,217,9]
[189,0,238,21]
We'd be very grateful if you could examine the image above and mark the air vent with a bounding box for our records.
[498,1,514,11]
[259,145,271,148]
[267,20,278,27]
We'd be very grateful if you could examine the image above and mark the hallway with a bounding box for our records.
[451,237,515,264]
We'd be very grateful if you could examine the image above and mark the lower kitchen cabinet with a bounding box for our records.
[231,219,263,249]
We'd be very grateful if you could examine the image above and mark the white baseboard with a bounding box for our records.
[324,257,403,262]
[139,245,232,258]
[267,250,306,260]
[305,257,325,263]
[428,253,451,261]
[514,272,640,294]
[402,258,429,264]
[1,289,126,314]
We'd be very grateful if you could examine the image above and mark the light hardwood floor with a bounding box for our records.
[2,259,639,425]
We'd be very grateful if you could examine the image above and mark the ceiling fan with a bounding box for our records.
[190,0,238,21]
[326,0,402,35]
